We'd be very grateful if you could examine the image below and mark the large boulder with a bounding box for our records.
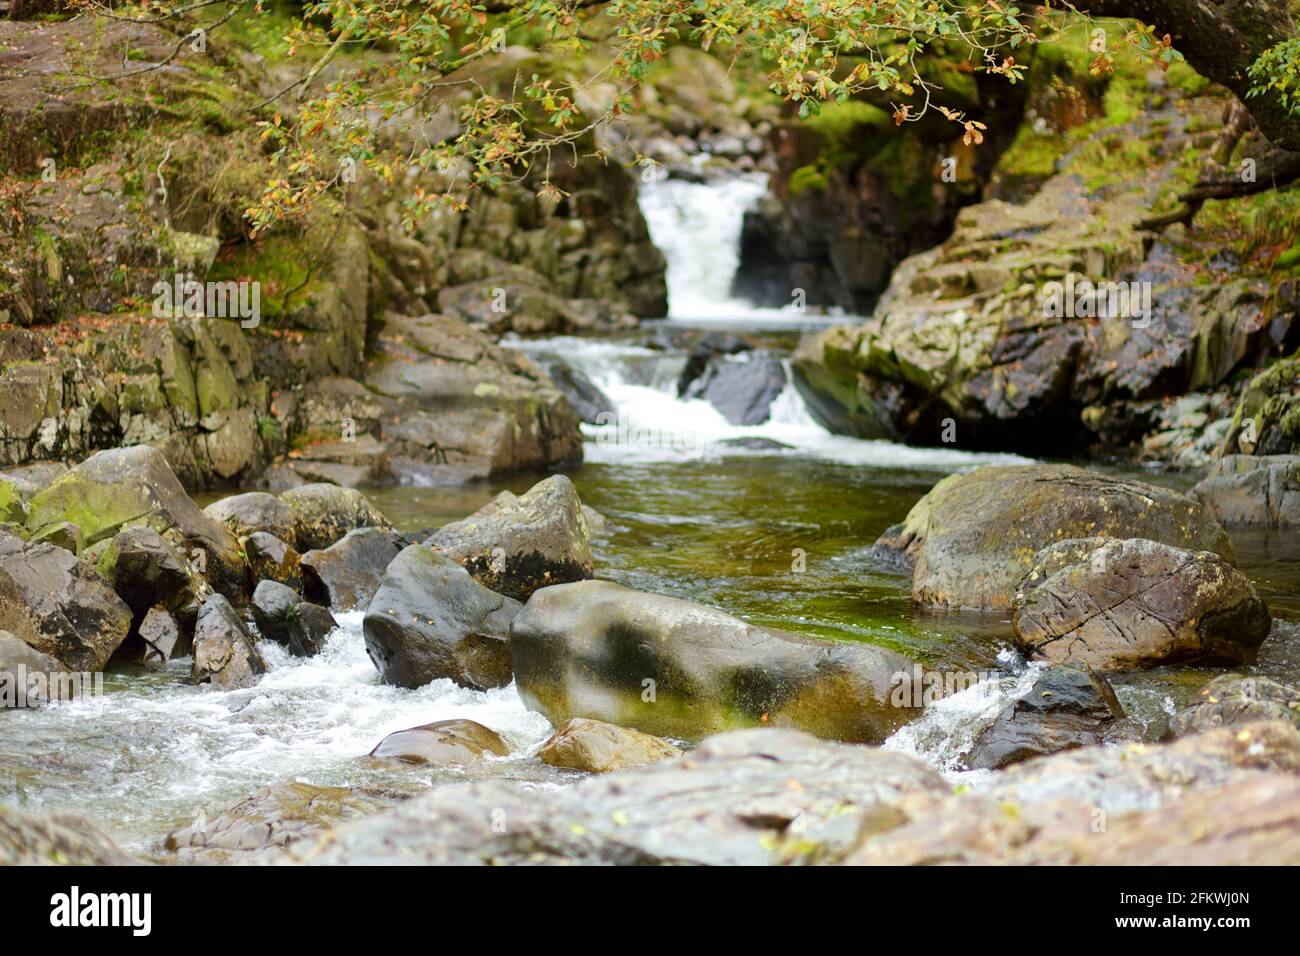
[537,718,682,774]
[203,491,295,541]
[301,527,406,611]
[0,629,70,705]
[965,665,1137,770]
[24,446,246,601]
[1012,538,1271,670]
[367,718,511,766]
[1169,675,1300,738]
[363,545,519,690]
[510,580,923,743]
[683,352,788,426]
[1190,454,1300,528]
[876,464,1236,611]
[192,594,267,689]
[92,525,199,620]
[0,535,131,671]
[427,474,593,600]
[279,483,393,552]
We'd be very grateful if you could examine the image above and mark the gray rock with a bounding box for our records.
[301,526,406,611]
[244,531,302,590]
[0,804,134,865]
[136,606,185,668]
[1013,538,1271,670]
[876,464,1236,611]
[685,352,788,425]
[192,594,266,689]
[428,474,593,600]
[363,545,518,690]
[93,525,198,619]
[510,580,922,743]
[251,580,336,657]
[1190,454,1300,528]
[966,665,1137,770]
[1169,674,1300,737]
[280,483,393,552]
[203,491,295,541]
[0,536,132,671]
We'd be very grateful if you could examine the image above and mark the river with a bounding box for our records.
[3,175,1299,854]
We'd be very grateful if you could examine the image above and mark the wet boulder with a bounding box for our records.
[0,535,132,671]
[538,718,682,773]
[428,474,593,601]
[135,606,186,668]
[23,446,246,602]
[965,665,1137,770]
[510,580,923,743]
[192,594,267,689]
[203,491,295,541]
[301,527,406,611]
[684,351,788,426]
[1190,454,1300,529]
[244,531,302,591]
[539,358,614,425]
[1013,538,1271,670]
[1169,675,1300,738]
[0,629,70,705]
[250,580,337,657]
[363,545,518,690]
[876,464,1236,611]
[280,483,393,552]
[368,719,510,766]
[0,804,134,866]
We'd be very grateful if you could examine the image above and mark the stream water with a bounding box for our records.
[4,177,1299,854]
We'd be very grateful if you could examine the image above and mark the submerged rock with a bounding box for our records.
[163,781,386,864]
[368,719,511,765]
[0,535,132,671]
[538,718,682,773]
[301,527,406,611]
[510,580,922,743]
[965,665,1136,770]
[192,594,267,689]
[0,804,134,866]
[363,545,518,690]
[24,445,246,601]
[280,483,393,552]
[876,464,1235,611]
[1169,675,1300,737]
[1191,454,1300,528]
[1013,538,1271,670]
[428,474,593,600]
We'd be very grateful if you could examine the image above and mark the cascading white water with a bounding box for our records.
[638,174,771,321]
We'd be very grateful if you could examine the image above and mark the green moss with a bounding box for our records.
[788,164,829,197]
[208,234,319,323]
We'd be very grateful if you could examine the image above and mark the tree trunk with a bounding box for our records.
[1080,0,1300,150]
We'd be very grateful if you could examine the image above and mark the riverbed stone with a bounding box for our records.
[537,717,682,773]
[0,804,134,866]
[363,545,518,690]
[1190,454,1300,528]
[250,580,336,657]
[280,483,393,552]
[427,474,593,600]
[244,531,303,590]
[192,594,267,689]
[0,536,132,671]
[1169,674,1300,738]
[965,665,1136,770]
[135,606,185,668]
[510,580,922,743]
[1012,538,1271,670]
[24,445,246,602]
[204,491,295,541]
[93,525,198,619]
[368,718,511,765]
[875,464,1236,611]
[301,526,406,611]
